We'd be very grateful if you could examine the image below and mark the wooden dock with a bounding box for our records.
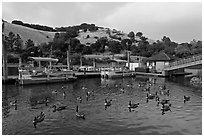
[2,71,168,85]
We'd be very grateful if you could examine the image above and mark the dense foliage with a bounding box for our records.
[3,21,202,65]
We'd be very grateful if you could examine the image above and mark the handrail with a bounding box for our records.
[164,54,202,69]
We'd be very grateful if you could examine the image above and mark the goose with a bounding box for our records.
[33,112,45,128]
[62,91,66,99]
[161,104,171,115]
[10,100,17,110]
[77,97,82,103]
[82,86,87,90]
[52,104,67,112]
[120,88,125,93]
[76,106,85,119]
[128,101,139,112]
[52,90,58,94]
[159,84,166,90]
[104,99,112,110]
[184,96,190,103]
[146,93,155,99]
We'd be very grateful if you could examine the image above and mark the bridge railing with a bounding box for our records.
[164,54,202,69]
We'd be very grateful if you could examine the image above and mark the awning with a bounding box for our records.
[110,59,128,63]
[28,57,59,62]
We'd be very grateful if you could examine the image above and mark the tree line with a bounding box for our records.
[3,24,202,65]
[12,20,101,33]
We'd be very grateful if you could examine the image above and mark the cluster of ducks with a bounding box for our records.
[9,79,192,129]
[33,85,95,128]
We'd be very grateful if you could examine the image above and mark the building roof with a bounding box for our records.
[29,57,59,62]
[145,52,173,61]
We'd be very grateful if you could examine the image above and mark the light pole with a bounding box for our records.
[66,39,71,70]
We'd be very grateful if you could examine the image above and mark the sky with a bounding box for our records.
[2,1,202,43]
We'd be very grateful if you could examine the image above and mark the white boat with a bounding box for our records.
[101,67,135,79]
[18,57,77,85]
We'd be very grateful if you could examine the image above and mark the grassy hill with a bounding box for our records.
[4,21,155,47]
[3,22,56,45]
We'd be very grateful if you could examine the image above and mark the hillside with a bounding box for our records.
[3,21,155,47]
[3,22,55,45]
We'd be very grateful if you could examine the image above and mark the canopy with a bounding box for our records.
[29,57,59,62]
[110,59,128,63]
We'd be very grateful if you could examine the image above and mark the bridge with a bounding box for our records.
[163,54,202,76]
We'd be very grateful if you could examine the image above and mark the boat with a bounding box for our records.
[101,67,135,79]
[18,57,77,85]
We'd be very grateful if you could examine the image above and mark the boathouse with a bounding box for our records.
[145,52,174,73]
[126,56,147,71]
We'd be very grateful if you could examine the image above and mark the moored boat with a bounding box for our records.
[18,57,77,85]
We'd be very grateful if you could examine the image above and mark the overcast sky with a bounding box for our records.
[2,2,202,43]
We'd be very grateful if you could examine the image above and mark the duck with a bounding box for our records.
[128,101,139,112]
[52,90,58,94]
[77,97,82,103]
[45,97,49,106]
[184,96,190,103]
[104,99,112,110]
[82,86,87,90]
[76,106,85,119]
[146,93,155,99]
[61,85,64,90]
[33,112,45,128]
[159,84,166,90]
[120,88,125,93]
[62,91,66,99]
[161,104,171,115]
[10,100,17,110]
[52,104,67,112]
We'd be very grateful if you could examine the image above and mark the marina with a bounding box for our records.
[2,2,202,135]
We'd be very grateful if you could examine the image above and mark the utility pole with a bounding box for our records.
[2,22,8,82]
[66,39,70,70]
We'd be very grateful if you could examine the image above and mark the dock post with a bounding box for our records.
[2,22,8,83]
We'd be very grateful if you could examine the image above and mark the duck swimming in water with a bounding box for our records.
[128,101,139,112]
[77,97,82,103]
[76,105,85,119]
[104,99,112,110]
[52,104,67,112]
[10,100,17,110]
[184,96,190,103]
[52,90,58,94]
[161,104,171,115]
[33,112,45,128]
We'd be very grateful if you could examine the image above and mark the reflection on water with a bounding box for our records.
[2,76,202,135]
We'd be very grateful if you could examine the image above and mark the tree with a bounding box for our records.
[136,32,143,38]
[25,39,35,50]
[121,39,132,50]
[13,34,23,54]
[82,46,92,55]
[175,43,191,58]
[108,40,122,54]
[128,31,135,41]
[5,32,16,51]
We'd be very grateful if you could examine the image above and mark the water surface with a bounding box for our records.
[2,76,202,135]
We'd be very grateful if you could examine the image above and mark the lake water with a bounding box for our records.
[2,76,202,135]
